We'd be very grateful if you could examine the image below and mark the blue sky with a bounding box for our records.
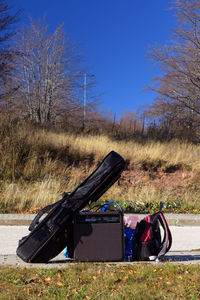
[13,0,176,119]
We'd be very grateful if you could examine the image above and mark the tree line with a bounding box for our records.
[145,0,200,142]
[1,0,200,142]
[0,0,97,129]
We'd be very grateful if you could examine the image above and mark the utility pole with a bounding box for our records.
[83,73,87,130]
[83,73,95,131]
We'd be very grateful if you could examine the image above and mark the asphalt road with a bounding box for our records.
[1,225,200,255]
[0,225,200,268]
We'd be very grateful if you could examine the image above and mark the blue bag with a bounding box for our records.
[64,247,68,258]
[124,227,135,259]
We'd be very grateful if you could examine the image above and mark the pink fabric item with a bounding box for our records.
[124,215,140,230]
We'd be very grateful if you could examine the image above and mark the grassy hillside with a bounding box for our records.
[0,116,200,213]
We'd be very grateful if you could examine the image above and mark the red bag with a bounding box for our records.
[132,211,172,261]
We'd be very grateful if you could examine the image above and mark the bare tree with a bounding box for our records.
[147,0,200,138]
[0,0,19,101]
[13,18,91,124]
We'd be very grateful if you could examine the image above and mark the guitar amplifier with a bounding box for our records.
[73,211,124,262]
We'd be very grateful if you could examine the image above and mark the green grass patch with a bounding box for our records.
[0,263,200,299]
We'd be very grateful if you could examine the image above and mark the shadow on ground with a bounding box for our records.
[164,254,200,262]
[49,254,200,264]
[1,252,200,268]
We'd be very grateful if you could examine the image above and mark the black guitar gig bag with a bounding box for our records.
[16,151,125,263]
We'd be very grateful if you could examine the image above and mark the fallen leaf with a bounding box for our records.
[97,269,101,275]
[28,278,37,284]
[45,277,51,282]
[56,282,63,287]
[115,279,121,283]
[57,271,63,279]
[123,276,128,281]
[38,279,44,283]
[92,276,97,280]
[73,288,78,294]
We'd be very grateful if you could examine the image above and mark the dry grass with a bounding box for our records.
[1,119,200,212]
[0,167,92,212]
[1,169,200,213]
[31,130,200,170]
[0,178,62,212]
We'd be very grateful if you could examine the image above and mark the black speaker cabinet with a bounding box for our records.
[73,211,124,262]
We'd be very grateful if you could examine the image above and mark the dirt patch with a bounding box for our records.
[120,164,195,191]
